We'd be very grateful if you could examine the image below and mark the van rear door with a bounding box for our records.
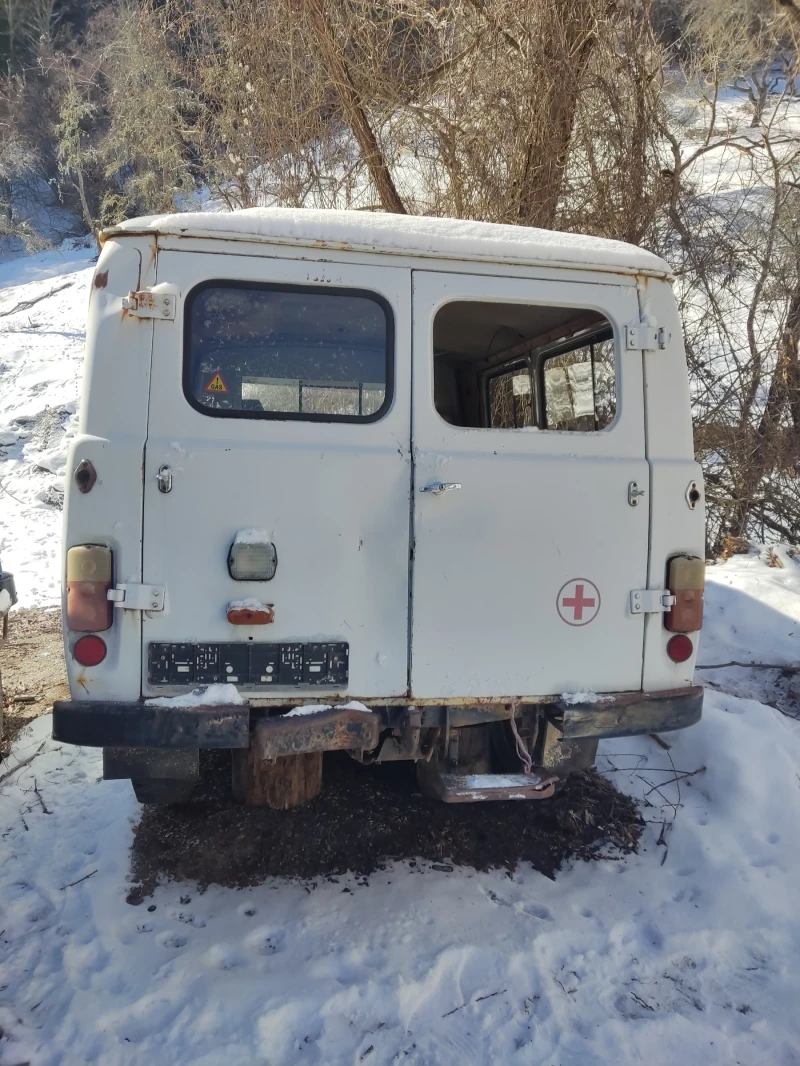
[410,270,649,698]
[141,250,411,698]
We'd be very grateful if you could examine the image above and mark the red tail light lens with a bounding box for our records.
[73,634,107,667]
[667,634,693,664]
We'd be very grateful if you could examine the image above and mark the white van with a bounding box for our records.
[53,209,705,807]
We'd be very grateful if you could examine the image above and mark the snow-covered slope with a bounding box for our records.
[0,241,95,606]
[1,615,800,1064]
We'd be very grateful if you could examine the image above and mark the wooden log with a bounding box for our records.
[231,749,323,809]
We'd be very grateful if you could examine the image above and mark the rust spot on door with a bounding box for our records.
[93,270,109,289]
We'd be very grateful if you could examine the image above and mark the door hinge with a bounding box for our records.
[107,584,165,611]
[630,589,677,615]
[625,322,670,351]
[121,287,177,320]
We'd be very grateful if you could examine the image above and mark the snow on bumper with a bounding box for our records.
[51,698,380,754]
[554,685,703,739]
[52,699,251,749]
[51,686,703,752]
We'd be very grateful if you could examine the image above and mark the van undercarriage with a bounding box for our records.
[53,687,702,807]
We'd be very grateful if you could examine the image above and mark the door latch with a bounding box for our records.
[157,465,172,493]
[107,584,165,611]
[630,589,677,615]
[628,481,646,507]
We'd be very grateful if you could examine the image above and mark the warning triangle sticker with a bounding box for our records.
[205,372,228,394]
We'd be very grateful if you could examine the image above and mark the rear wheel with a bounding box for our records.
[131,778,196,805]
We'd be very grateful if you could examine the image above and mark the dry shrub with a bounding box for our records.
[719,534,752,560]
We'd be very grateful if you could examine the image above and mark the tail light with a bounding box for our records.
[73,634,108,666]
[67,545,113,632]
[665,555,704,633]
[667,634,693,663]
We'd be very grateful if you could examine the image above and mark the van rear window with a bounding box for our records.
[184,282,393,422]
[432,300,615,432]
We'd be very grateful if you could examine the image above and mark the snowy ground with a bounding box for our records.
[0,548,799,1065]
[0,240,95,606]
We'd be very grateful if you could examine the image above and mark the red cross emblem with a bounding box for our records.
[557,578,601,627]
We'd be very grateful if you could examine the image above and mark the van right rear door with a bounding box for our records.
[410,270,650,699]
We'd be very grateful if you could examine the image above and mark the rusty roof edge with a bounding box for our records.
[99,224,674,282]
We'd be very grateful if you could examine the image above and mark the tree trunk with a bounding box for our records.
[231,749,323,808]
[775,0,800,30]
[303,0,407,215]
[515,1,618,230]
[728,286,800,539]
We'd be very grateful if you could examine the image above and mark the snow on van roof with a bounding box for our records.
[102,208,672,278]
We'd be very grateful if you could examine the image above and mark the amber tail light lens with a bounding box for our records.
[665,555,704,633]
[73,634,108,666]
[66,545,113,632]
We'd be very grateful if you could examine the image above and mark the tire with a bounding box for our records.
[131,778,196,805]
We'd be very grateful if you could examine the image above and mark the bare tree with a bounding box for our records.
[4,0,800,551]
[301,0,406,214]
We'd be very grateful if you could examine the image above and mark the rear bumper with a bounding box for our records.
[52,686,702,751]
[552,685,703,740]
[52,700,250,749]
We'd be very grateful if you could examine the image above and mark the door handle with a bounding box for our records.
[420,482,462,496]
[157,465,173,493]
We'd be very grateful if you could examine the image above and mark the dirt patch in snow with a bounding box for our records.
[0,607,68,759]
[128,753,643,900]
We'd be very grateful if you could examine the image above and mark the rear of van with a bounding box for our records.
[52,210,704,805]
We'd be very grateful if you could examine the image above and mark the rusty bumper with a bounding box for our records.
[52,700,250,749]
[52,686,702,753]
[252,707,381,760]
[552,686,703,740]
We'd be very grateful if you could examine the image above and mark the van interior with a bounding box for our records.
[432,301,615,432]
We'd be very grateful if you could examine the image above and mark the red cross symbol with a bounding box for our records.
[557,578,601,627]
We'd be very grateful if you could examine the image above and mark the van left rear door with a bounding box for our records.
[141,250,411,699]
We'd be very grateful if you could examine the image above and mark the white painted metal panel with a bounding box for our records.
[141,251,411,698]
[639,278,706,691]
[63,237,156,701]
[410,271,649,698]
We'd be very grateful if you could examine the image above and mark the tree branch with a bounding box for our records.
[302,0,406,215]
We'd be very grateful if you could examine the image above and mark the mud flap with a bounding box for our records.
[103,746,199,782]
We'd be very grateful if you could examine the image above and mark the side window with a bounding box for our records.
[542,338,616,432]
[488,364,533,429]
[185,282,393,422]
[432,299,615,432]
